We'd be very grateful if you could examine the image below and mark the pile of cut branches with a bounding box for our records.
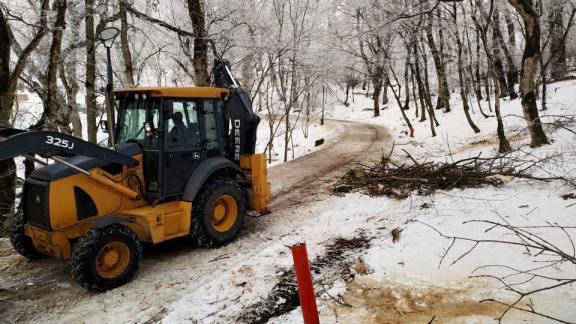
[333,146,564,199]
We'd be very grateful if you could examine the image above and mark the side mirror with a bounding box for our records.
[99,120,109,133]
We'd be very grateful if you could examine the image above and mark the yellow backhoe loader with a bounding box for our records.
[0,56,269,291]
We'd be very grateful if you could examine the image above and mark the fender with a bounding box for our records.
[182,157,243,202]
[89,215,150,242]
[90,215,130,228]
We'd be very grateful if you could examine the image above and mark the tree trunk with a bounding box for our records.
[411,66,419,118]
[60,0,82,137]
[39,0,67,131]
[474,2,511,151]
[388,59,414,137]
[372,75,382,117]
[321,85,325,126]
[60,62,82,137]
[404,59,410,110]
[421,49,434,115]
[0,158,16,233]
[453,9,480,133]
[284,48,298,162]
[413,59,427,122]
[85,0,98,143]
[475,29,483,100]
[0,4,48,234]
[493,9,518,99]
[188,0,210,86]
[491,13,510,98]
[381,74,389,106]
[344,82,350,106]
[120,1,135,87]
[505,12,516,48]
[550,0,567,80]
[494,75,511,153]
[0,9,13,124]
[425,12,451,112]
[508,0,549,147]
[465,23,490,118]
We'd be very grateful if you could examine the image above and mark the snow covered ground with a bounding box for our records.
[272,82,576,323]
[5,80,575,323]
[163,81,576,323]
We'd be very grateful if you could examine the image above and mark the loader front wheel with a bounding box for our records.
[10,209,44,260]
[192,177,247,246]
[70,225,141,292]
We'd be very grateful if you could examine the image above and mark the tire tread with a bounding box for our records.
[70,225,141,292]
[192,177,247,247]
[9,209,44,260]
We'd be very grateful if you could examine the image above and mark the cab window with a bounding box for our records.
[203,100,221,156]
[165,100,201,151]
[116,95,160,150]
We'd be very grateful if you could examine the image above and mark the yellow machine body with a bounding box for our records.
[23,152,269,260]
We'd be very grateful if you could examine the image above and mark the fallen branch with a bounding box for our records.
[333,147,570,199]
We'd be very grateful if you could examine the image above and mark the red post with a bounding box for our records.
[291,243,320,324]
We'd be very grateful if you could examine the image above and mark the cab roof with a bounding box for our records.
[113,87,229,99]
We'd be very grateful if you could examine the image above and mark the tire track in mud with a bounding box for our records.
[0,119,392,323]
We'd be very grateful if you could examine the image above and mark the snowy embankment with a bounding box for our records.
[255,118,339,167]
[292,81,576,322]
[163,80,576,323]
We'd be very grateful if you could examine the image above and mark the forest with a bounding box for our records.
[1,0,574,231]
[1,0,576,321]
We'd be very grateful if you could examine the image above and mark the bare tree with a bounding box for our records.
[493,8,519,99]
[0,1,49,233]
[36,0,68,132]
[85,0,98,143]
[120,0,135,87]
[508,0,549,148]
[356,4,390,118]
[473,0,511,153]
[425,10,451,112]
[59,0,83,138]
[450,3,480,133]
[188,0,210,86]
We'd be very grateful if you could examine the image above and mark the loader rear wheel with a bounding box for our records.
[10,209,44,260]
[70,225,141,292]
[192,177,247,246]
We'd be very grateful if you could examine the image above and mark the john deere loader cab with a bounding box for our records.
[114,88,229,197]
[0,58,269,292]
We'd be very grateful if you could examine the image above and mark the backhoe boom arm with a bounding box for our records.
[0,126,137,166]
[212,59,260,162]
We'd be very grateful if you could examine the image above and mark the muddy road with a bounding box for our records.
[0,119,391,323]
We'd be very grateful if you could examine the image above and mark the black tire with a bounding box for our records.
[192,177,247,247]
[70,225,142,292]
[9,209,44,260]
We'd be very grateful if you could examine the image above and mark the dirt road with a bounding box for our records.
[0,119,391,323]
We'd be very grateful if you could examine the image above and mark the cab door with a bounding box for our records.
[201,100,225,158]
[162,99,205,196]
